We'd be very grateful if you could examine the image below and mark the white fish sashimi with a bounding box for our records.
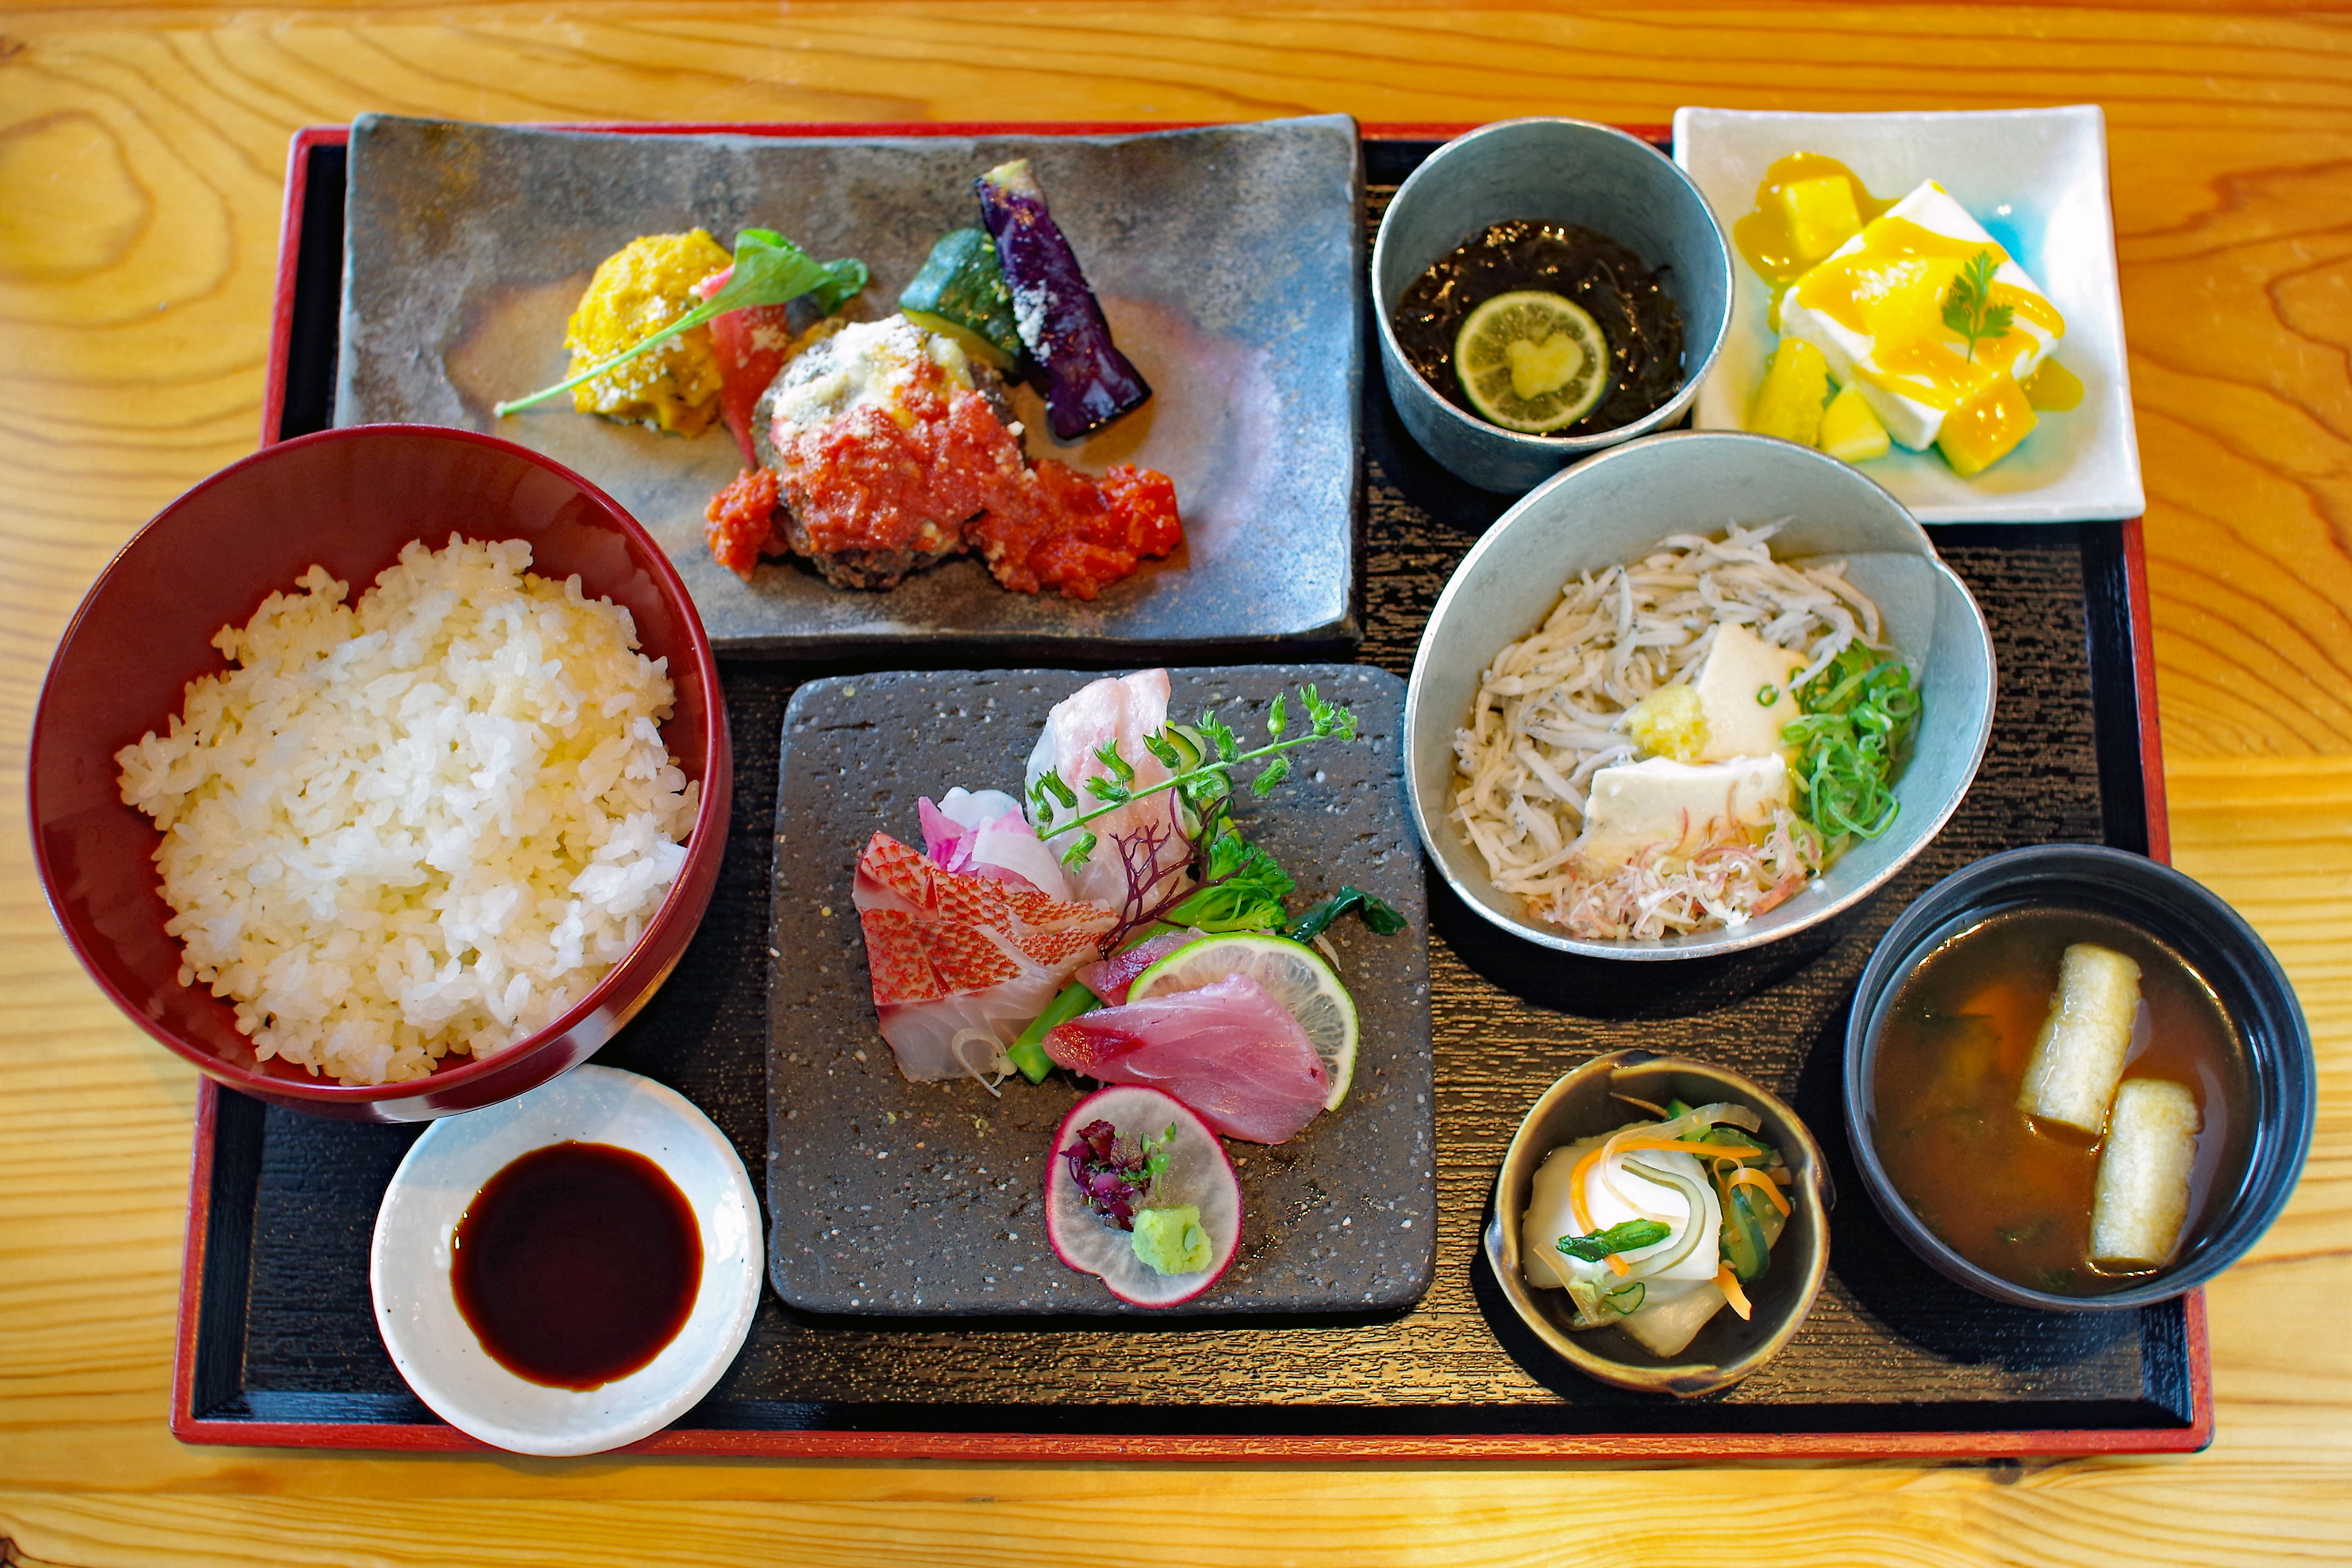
[1022,670,1185,910]
[918,787,1075,901]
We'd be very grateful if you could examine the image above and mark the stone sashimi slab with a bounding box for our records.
[339,114,1363,656]
[764,666,1432,1315]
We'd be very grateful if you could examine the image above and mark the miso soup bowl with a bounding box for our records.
[1486,1050,1831,1398]
[1844,843,2315,1311]
[1404,429,1995,961]
[1373,117,1734,494]
[29,425,732,1122]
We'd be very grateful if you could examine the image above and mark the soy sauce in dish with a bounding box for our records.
[450,1140,702,1390]
[1391,220,1686,437]
[1869,907,2248,1297]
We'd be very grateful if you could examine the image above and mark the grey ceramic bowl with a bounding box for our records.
[1484,1050,1831,1398]
[1404,429,1995,962]
[1373,118,1734,493]
[1845,843,2315,1312]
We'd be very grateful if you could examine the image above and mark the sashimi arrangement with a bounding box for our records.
[850,669,1406,1306]
[497,161,1181,601]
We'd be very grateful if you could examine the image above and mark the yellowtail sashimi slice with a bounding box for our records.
[1129,932,1360,1111]
[1044,1085,1241,1308]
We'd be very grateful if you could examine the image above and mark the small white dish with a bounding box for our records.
[1673,105,2144,524]
[370,1064,761,1456]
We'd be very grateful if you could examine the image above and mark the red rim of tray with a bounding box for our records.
[183,117,2199,1463]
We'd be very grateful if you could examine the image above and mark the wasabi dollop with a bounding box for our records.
[1129,1204,1212,1275]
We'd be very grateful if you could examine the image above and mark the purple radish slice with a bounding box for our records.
[975,158,1152,441]
[1044,1085,1240,1308]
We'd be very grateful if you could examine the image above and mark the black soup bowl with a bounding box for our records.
[1844,843,2312,1311]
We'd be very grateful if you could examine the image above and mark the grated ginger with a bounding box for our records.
[1626,683,1709,763]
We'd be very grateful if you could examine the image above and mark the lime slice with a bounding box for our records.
[1128,933,1360,1111]
[1454,290,1610,434]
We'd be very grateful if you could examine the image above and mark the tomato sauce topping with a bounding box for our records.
[705,466,782,579]
[704,351,1182,596]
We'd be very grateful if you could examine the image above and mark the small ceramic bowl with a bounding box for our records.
[370,1065,763,1456]
[1372,117,1734,493]
[1845,843,2315,1311]
[28,424,732,1121]
[1404,428,1995,961]
[1485,1050,1830,1398]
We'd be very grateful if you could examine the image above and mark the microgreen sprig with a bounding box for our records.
[1940,249,2014,364]
[494,229,868,417]
[1025,685,1358,870]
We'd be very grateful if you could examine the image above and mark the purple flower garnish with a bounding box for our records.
[1062,1118,1154,1230]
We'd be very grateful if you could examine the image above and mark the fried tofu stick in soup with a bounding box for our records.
[2018,943,2141,1134]
[2090,1079,2201,1269]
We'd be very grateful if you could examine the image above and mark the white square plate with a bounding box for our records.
[1673,106,2143,524]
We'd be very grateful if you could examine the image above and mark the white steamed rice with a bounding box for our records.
[115,536,700,1086]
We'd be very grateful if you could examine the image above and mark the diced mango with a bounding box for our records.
[1778,174,1864,265]
[1749,338,1831,446]
[1936,375,2037,477]
[1819,385,1891,463]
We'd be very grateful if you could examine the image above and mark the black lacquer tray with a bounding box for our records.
[170,126,2200,1460]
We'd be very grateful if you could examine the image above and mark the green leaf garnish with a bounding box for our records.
[1033,686,1358,862]
[1093,738,1137,785]
[494,229,867,417]
[1556,1218,1673,1262]
[1940,249,2015,365]
[1143,1124,1176,1184]
[1286,885,1407,943]
[1163,831,1297,932]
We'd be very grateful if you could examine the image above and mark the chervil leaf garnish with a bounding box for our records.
[1035,686,1357,857]
[1940,249,2015,364]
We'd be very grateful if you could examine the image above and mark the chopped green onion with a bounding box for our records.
[1783,645,1918,841]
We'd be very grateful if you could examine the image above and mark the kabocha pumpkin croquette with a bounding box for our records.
[563,229,733,436]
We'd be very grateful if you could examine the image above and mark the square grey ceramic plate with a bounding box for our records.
[766,666,1434,1316]
[338,114,1364,654]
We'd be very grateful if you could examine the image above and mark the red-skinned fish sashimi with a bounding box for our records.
[854,831,1115,1083]
[1041,974,1330,1145]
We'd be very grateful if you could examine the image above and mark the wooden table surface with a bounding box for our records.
[2,4,2347,1563]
